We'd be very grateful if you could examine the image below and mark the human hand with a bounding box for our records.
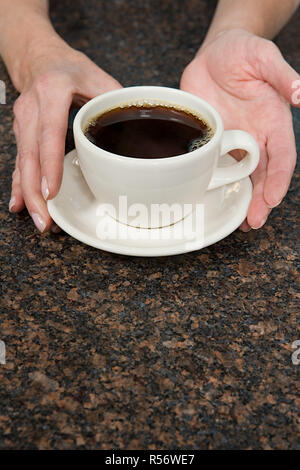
[10,39,122,232]
[180,29,300,231]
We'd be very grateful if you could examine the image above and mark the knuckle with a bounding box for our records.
[13,93,32,118]
[18,147,32,169]
[40,125,57,146]
[11,174,21,191]
[40,122,65,142]
[34,73,53,93]
[11,177,20,191]
[13,96,25,116]
[12,167,19,180]
[34,71,71,95]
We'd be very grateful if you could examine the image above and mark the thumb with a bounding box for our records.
[258,40,300,107]
[80,68,122,99]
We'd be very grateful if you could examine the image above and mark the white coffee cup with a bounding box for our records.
[73,86,259,229]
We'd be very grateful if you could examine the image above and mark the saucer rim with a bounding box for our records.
[48,150,252,257]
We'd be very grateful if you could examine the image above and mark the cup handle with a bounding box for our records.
[207,130,260,190]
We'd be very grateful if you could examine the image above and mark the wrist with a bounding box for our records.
[16,34,72,91]
[198,27,257,55]
[0,10,67,91]
[199,10,266,53]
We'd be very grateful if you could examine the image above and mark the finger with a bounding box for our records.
[246,146,271,229]
[76,64,122,99]
[17,106,52,232]
[10,121,25,212]
[9,155,25,213]
[50,222,61,234]
[258,41,300,106]
[229,149,247,162]
[38,89,73,200]
[231,150,253,231]
[239,219,251,232]
[264,109,297,208]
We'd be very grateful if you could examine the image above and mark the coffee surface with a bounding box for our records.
[84,105,213,158]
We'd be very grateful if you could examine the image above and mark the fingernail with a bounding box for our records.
[41,176,49,201]
[267,199,282,209]
[50,223,61,234]
[31,212,46,233]
[9,196,16,212]
[251,217,267,230]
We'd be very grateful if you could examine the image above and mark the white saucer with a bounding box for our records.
[47,150,252,257]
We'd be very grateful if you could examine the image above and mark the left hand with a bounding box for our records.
[180,29,300,231]
[10,39,122,233]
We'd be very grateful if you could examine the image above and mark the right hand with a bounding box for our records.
[180,29,299,232]
[10,40,122,233]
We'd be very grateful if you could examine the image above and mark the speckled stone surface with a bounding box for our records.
[0,0,299,450]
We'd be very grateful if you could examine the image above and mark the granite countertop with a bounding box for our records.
[0,0,299,450]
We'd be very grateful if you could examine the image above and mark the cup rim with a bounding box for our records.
[73,86,224,163]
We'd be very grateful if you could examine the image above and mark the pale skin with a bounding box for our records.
[0,0,299,233]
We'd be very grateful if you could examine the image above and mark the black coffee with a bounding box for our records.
[84,104,213,159]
